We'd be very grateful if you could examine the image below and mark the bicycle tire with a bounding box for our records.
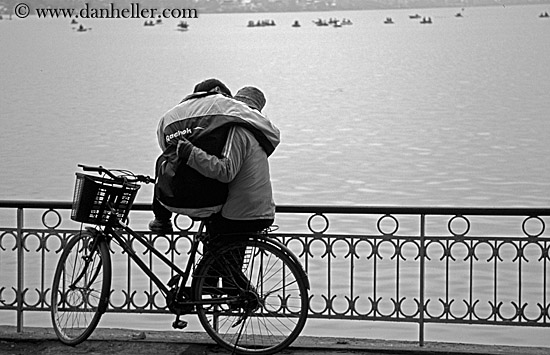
[51,230,112,345]
[193,237,308,355]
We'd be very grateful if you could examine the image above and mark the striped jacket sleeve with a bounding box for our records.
[185,126,246,183]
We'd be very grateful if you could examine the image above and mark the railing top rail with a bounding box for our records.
[0,200,149,211]
[275,204,550,216]
[1,200,549,216]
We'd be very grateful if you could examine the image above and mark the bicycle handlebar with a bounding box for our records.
[79,164,115,178]
[78,164,153,184]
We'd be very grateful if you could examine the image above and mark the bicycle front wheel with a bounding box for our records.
[193,237,309,355]
[51,230,112,345]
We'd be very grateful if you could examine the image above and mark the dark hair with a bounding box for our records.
[193,78,232,97]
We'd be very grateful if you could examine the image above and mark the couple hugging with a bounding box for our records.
[150,78,280,238]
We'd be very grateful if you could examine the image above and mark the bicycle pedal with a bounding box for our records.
[172,319,188,329]
[167,275,181,288]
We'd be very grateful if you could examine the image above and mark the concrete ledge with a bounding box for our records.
[1,326,549,355]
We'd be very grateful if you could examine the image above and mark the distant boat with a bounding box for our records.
[71,19,78,25]
[291,20,301,27]
[248,19,276,27]
[420,17,433,24]
[144,20,154,26]
[341,18,353,25]
[539,12,549,18]
[176,21,189,31]
[313,18,328,26]
[455,12,463,18]
[409,14,421,19]
[384,17,394,24]
[76,24,88,32]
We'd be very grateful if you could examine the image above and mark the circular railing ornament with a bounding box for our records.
[522,216,545,238]
[42,209,62,229]
[377,214,399,236]
[307,213,329,234]
[174,214,195,232]
[448,215,470,237]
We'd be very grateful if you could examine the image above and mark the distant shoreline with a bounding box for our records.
[199,3,550,15]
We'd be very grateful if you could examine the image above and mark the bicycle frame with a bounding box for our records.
[100,217,201,298]
[96,214,251,310]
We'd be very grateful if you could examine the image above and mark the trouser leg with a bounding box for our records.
[152,195,172,221]
[203,214,274,293]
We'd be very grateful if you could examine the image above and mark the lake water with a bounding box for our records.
[1,3,550,347]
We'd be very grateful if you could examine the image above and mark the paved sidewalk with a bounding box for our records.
[1,326,549,355]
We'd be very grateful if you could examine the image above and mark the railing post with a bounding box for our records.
[16,207,24,332]
[419,214,425,346]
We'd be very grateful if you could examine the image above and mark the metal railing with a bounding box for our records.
[1,200,550,345]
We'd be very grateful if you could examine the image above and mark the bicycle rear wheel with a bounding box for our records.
[193,237,309,355]
[51,230,112,345]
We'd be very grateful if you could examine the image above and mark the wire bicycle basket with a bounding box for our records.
[71,172,140,225]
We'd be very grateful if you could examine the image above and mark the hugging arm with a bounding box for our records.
[177,127,247,183]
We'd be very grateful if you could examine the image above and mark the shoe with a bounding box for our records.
[148,218,173,233]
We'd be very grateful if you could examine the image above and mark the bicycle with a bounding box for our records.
[50,164,310,355]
